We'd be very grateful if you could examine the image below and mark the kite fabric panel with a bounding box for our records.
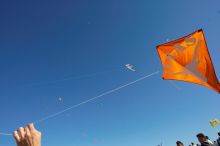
[156,29,220,93]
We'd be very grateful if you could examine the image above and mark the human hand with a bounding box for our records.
[13,123,41,146]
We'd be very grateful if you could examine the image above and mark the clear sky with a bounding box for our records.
[0,0,220,146]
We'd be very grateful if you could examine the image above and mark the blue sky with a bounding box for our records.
[0,0,220,146]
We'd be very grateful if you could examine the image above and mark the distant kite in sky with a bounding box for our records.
[125,64,136,72]
[58,97,62,101]
[210,118,220,128]
[157,29,220,93]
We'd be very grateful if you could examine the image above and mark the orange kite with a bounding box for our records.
[156,29,220,93]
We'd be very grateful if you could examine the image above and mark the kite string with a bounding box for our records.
[34,70,160,124]
[0,132,12,136]
[22,67,125,87]
[0,70,160,136]
[168,80,181,90]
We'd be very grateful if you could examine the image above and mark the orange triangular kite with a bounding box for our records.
[156,29,220,93]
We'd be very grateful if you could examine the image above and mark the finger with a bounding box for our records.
[27,123,36,132]
[24,127,32,145]
[24,126,31,137]
[17,127,25,140]
[13,131,21,142]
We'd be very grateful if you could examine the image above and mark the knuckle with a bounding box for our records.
[26,133,32,138]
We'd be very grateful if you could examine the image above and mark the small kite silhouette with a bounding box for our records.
[125,64,136,72]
